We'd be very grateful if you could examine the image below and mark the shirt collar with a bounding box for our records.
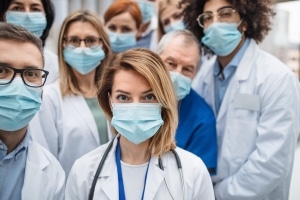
[213,37,251,77]
[0,130,29,160]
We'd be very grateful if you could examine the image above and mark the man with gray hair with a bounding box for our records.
[0,22,65,199]
[157,30,217,174]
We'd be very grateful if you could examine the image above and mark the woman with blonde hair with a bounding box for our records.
[29,10,112,176]
[65,48,214,200]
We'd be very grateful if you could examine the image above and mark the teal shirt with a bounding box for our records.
[85,97,108,145]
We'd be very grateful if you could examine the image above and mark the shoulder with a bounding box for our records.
[182,89,215,121]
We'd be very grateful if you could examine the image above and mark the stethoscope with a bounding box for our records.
[88,136,186,200]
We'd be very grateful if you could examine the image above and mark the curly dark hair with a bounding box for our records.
[180,0,275,44]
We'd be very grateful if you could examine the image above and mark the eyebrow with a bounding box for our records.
[203,6,234,13]
[0,62,41,69]
[10,1,43,7]
[115,89,153,94]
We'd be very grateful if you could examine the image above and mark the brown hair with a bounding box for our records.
[0,22,44,64]
[57,10,111,97]
[98,48,178,156]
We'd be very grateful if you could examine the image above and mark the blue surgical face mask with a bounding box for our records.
[107,31,137,53]
[63,46,105,75]
[136,0,156,23]
[201,22,242,56]
[111,103,164,144]
[6,11,47,37]
[164,20,186,33]
[0,77,42,131]
[169,71,192,100]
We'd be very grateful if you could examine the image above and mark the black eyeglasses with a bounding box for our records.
[63,36,103,48]
[0,65,49,88]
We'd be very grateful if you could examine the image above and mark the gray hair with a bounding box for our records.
[0,22,44,65]
[157,29,201,55]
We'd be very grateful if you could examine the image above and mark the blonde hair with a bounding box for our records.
[98,48,178,156]
[57,10,111,97]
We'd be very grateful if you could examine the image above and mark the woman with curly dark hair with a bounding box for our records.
[180,0,300,200]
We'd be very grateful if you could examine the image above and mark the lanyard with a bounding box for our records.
[116,138,150,200]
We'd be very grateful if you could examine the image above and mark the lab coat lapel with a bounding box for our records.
[97,139,118,199]
[217,39,258,122]
[22,141,49,200]
[69,95,99,143]
[143,157,165,200]
[202,59,217,117]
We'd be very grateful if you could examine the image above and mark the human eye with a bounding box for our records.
[107,25,116,32]
[9,5,24,11]
[116,94,129,102]
[203,14,212,23]
[85,37,98,47]
[143,93,156,102]
[0,66,11,78]
[31,7,42,12]
[67,37,79,47]
[219,8,234,19]
[121,26,133,33]
[173,12,182,20]
[162,19,170,26]
[24,69,40,79]
[164,60,176,69]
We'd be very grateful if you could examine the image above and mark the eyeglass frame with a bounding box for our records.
[196,6,238,28]
[0,65,49,88]
[63,36,103,48]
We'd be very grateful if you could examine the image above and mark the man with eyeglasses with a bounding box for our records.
[180,0,300,200]
[0,22,65,200]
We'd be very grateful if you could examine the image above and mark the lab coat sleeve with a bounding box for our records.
[214,73,300,199]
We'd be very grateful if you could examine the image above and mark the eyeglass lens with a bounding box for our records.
[64,36,102,48]
[0,65,48,87]
[198,7,236,28]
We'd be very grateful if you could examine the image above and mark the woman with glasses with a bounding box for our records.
[30,10,113,176]
[0,0,59,84]
[181,0,300,199]
[65,48,215,200]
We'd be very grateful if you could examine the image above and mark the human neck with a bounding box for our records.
[75,70,97,98]
[119,136,151,165]
[218,35,246,68]
[0,127,27,154]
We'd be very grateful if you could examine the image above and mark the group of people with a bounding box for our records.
[0,0,299,200]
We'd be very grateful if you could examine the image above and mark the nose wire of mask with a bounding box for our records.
[6,11,47,37]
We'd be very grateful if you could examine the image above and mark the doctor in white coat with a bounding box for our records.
[29,10,113,176]
[65,48,215,200]
[182,0,300,199]
[0,22,65,200]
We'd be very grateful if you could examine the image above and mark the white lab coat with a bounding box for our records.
[44,49,59,84]
[65,136,215,200]
[192,39,300,200]
[23,131,65,200]
[29,81,112,176]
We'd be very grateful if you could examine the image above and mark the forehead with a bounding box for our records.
[65,21,99,37]
[161,36,199,63]
[203,0,232,12]
[10,0,43,5]
[106,12,138,27]
[112,69,151,91]
[0,39,43,69]
[160,5,181,19]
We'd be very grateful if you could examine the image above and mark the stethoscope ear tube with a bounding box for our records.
[88,137,116,200]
